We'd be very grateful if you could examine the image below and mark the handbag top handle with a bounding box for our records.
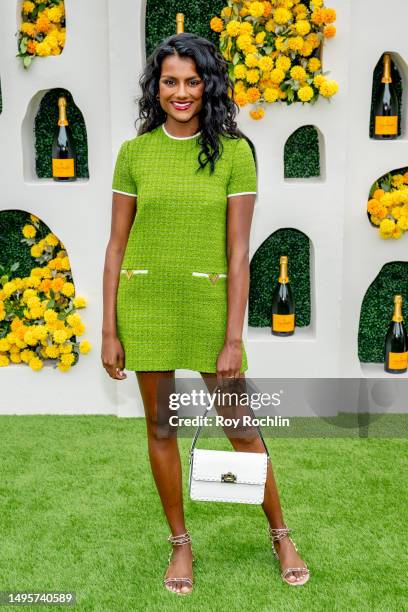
[189,384,270,459]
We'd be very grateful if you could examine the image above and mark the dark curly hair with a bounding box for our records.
[135,32,249,175]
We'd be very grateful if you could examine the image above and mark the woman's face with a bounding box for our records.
[158,54,205,124]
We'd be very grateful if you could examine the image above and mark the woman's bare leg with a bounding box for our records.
[200,372,307,583]
[136,371,193,593]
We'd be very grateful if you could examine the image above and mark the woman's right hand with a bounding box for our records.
[101,333,127,380]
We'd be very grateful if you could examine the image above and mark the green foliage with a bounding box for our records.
[249,228,311,327]
[359,262,408,363]
[369,54,402,138]
[284,125,320,178]
[34,88,89,179]
[0,211,51,279]
[145,0,225,59]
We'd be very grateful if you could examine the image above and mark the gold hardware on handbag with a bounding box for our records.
[221,472,237,483]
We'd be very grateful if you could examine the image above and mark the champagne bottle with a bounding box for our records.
[271,256,295,336]
[52,96,76,181]
[176,13,184,33]
[384,295,408,373]
[373,53,399,139]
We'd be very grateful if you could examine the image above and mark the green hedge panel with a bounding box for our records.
[249,228,311,328]
[284,125,320,178]
[358,262,408,363]
[369,54,402,138]
[35,88,89,179]
[0,211,52,278]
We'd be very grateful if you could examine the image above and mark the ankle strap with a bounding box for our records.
[268,526,292,542]
[168,531,191,545]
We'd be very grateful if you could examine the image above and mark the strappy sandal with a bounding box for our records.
[268,526,310,586]
[163,530,194,595]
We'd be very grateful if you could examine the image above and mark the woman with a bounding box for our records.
[102,32,309,595]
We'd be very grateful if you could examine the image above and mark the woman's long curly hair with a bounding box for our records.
[136,32,249,175]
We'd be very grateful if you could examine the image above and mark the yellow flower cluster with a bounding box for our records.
[210,0,338,118]
[0,217,91,372]
[18,0,66,68]
[367,173,408,239]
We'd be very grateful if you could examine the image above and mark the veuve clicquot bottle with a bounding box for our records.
[373,53,399,139]
[384,295,408,373]
[271,256,295,336]
[52,96,76,182]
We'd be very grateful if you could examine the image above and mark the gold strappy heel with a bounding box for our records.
[268,526,310,586]
[163,531,194,595]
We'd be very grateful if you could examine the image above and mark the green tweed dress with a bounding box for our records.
[112,122,257,372]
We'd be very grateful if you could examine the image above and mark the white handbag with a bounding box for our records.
[188,387,269,505]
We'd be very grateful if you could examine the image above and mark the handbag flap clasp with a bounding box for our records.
[221,472,237,483]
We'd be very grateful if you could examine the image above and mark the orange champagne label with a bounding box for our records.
[375,116,398,135]
[388,351,408,370]
[272,314,295,332]
[52,158,74,177]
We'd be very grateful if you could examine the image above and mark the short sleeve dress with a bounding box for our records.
[111,122,257,373]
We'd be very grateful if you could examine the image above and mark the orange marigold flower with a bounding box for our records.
[324,25,336,38]
[210,16,224,33]
[36,15,51,34]
[322,8,336,24]
[373,188,385,200]
[27,40,38,55]
[246,87,261,103]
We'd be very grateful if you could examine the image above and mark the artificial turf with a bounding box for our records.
[0,415,407,611]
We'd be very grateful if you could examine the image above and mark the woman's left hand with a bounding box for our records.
[216,339,243,385]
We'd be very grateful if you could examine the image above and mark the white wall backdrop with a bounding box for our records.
[0,0,407,416]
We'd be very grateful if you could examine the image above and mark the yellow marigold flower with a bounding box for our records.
[221,6,232,18]
[60,353,75,366]
[392,227,403,239]
[3,281,17,298]
[0,339,11,352]
[276,55,291,72]
[24,330,38,346]
[246,87,261,103]
[61,282,75,297]
[270,68,285,84]
[7,332,17,344]
[308,57,321,73]
[379,218,395,237]
[30,214,39,223]
[245,54,259,68]
[312,0,323,7]
[30,244,42,258]
[27,296,40,309]
[324,25,336,38]
[249,107,265,120]
[10,353,22,364]
[30,267,43,278]
[79,340,91,354]
[313,74,325,88]
[397,216,408,231]
[307,33,320,49]
[275,36,289,52]
[237,34,253,51]
[226,20,241,37]
[45,233,59,247]
[265,19,275,32]
[0,355,9,367]
[234,64,247,80]
[54,329,68,344]
[32,325,48,341]
[311,9,324,25]
[29,356,43,371]
[392,174,404,187]
[57,361,71,372]
[295,20,310,35]
[264,87,280,103]
[46,6,64,23]
[44,34,59,51]
[11,318,23,331]
[59,342,73,354]
[51,277,64,292]
[22,1,35,13]
[234,80,245,92]
[290,65,306,81]
[249,1,265,18]
[391,206,402,219]
[274,7,292,24]
[319,79,339,97]
[45,344,60,358]
[210,16,224,33]
[246,69,260,84]
[35,41,52,57]
[20,349,36,363]
[44,309,57,323]
[22,224,36,238]
[322,8,336,24]
[259,56,273,72]
[300,42,313,57]
[288,36,304,52]
[235,91,249,106]
[57,29,66,47]
[293,3,308,15]
[240,22,253,35]
[255,32,266,45]
[298,85,314,102]
[20,22,36,37]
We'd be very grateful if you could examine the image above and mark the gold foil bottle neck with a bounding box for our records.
[57,96,68,126]
[392,294,403,322]
[382,53,392,84]
[278,255,289,284]
[176,13,184,33]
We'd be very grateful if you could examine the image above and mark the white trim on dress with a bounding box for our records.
[227,191,257,197]
[113,189,138,197]
[162,124,201,140]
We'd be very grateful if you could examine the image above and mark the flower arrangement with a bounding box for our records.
[367,171,408,240]
[17,0,66,69]
[210,0,338,119]
[0,215,91,371]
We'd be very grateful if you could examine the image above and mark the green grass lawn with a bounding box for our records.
[0,415,407,611]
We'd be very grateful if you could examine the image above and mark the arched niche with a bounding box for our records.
[22,88,88,182]
[284,125,325,182]
[369,51,407,139]
[145,0,225,59]
[358,261,408,364]
[249,228,313,332]
[0,209,80,368]
[366,165,408,233]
